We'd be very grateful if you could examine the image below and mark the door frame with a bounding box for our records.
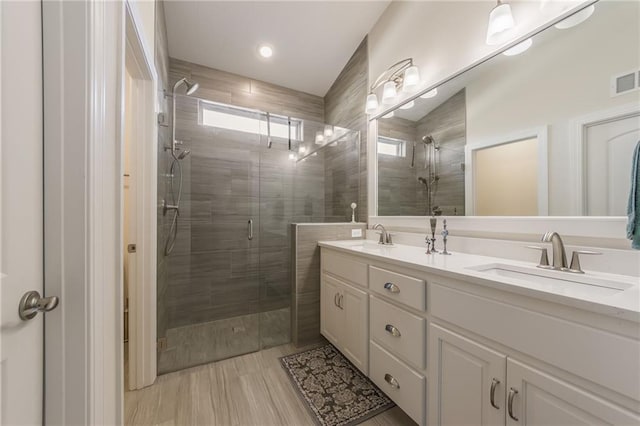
[124,1,158,391]
[572,102,640,215]
[464,126,549,216]
[43,0,157,423]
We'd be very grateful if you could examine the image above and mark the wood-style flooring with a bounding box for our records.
[125,343,417,426]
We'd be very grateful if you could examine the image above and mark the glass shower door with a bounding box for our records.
[158,97,262,373]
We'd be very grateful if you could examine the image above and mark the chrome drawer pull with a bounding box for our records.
[508,387,519,421]
[385,324,401,337]
[384,373,400,389]
[490,378,500,409]
[383,282,400,293]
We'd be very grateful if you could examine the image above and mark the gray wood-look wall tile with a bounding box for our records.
[290,223,366,346]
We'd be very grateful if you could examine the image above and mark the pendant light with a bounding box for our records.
[486,0,516,45]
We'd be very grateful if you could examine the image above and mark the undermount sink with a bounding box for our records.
[467,263,635,297]
[341,240,395,252]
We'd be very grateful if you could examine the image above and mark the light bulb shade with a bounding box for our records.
[486,2,515,45]
[399,100,415,110]
[402,65,420,92]
[382,81,398,105]
[315,131,324,145]
[503,38,532,56]
[382,111,395,119]
[365,93,379,114]
[324,125,334,138]
[555,5,595,30]
[420,88,438,99]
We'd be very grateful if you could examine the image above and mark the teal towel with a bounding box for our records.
[628,141,640,249]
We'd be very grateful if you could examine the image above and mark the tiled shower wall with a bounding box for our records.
[291,223,366,346]
[378,89,466,216]
[324,37,369,222]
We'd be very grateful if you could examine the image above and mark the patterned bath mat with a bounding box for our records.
[280,344,394,426]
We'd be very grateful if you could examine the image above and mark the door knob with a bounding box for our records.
[19,290,59,320]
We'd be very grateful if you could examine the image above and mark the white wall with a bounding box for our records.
[466,0,640,215]
[367,0,592,115]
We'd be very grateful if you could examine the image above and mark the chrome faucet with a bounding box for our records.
[372,223,393,245]
[541,231,568,270]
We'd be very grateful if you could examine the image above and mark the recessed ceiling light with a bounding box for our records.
[258,44,273,58]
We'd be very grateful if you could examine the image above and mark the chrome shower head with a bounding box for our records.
[422,135,435,144]
[173,78,199,96]
[185,81,199,95]
[177,149,191,160]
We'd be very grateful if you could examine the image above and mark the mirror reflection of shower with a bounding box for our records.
[417,134,441,215]
[163,78,198,256]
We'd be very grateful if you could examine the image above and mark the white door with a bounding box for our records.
[429,324,506,426]
[585,112,640,216]
[506,358,639,425]
[1,1,51,425]
[320,275,342,346]
[341,283,368,374]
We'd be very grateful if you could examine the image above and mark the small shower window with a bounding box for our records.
[199,100,303,140]
[378,136,407,157]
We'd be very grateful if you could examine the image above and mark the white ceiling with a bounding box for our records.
[163,1,390,97]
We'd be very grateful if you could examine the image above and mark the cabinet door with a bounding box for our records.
[341,282,369,374]
[320,275,343,346]
[430,324,506,426]
[506,358,640,426]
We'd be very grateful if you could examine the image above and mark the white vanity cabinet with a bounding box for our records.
[430,324,640,425]
[320,273,369,374]
[319,244,640,426]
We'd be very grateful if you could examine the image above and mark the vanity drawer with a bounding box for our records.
[370,341,426,425]
[369,266,426,311]
[322,250,368,288]
[370,296,426,369]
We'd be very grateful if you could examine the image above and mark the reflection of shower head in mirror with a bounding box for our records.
[422,135,435,144]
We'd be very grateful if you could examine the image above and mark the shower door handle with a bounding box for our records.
[248,219,253,240]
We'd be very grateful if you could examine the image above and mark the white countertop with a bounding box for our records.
[318,240,640,322]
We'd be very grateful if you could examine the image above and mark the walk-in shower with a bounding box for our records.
[157,91,360,374]
[163,78,198,256]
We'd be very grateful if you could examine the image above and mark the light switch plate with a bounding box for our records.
[351,228,362,238]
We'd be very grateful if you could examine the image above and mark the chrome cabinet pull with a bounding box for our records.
[339,294,344,309]
[248,219,253,240]
[385,324,401,337]
[334,293,339,307]
[383,282,400,293]
[508,388,519,421]
[384,373,400,389]
[490,378,500,409]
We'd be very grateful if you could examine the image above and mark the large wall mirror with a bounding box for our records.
[375,0,639,217]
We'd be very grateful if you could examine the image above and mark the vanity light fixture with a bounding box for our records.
[315,131,324,145]
[399,100,415,110]
[288,153,296,160]
[365,58,421,114]
[503,38,532,56]
[420,88,438,99]
[382,81,398,105]
[258,44,274,58]
[299,146,307,154]
[324,125,334,138]
[555,5,595,30]
[382,111,395,119]
[486,0,516,45]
